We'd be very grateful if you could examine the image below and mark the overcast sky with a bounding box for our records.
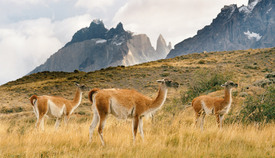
[0,0,248,85]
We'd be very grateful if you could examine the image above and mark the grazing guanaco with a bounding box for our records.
[192,81,238,130]
[29,83,88,130]
[88,78,179,145]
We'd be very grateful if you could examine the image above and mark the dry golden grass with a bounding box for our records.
[0,109,274,158]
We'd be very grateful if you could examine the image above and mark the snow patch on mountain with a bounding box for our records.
[96,39,107,44]
[244,30,262,41]
[113,41,123,46]
[92,19,103,25]
[266,7,272,14]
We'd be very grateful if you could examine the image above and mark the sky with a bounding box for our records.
[0,0,248,85]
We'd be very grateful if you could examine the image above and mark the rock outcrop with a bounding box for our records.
[156,34,171,59]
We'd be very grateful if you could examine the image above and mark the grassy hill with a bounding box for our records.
[0,48,274,157]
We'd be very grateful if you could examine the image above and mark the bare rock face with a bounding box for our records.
[167,0,275,58]
[29,20,170,74]
[123,34,157,66]
[156,34,171,59]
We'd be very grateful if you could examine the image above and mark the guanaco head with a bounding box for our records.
[221,81,238,89]
[75,83,89,91]
[157,78,179,88]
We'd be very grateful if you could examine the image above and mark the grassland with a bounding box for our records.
[0,48,274,157]
[0,112,274,157]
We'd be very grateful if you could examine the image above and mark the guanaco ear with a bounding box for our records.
[75,82,80,87]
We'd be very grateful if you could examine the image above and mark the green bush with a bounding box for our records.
[182,68,234,104]
[198,60,206,64]
[236,85,274,124]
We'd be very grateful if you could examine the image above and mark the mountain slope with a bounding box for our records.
[167,0,275,58]
[29,20,171,74]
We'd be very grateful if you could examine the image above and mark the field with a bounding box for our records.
[0,48,274,157]
[0,112,274,157]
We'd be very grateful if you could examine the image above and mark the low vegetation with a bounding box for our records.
[0,48,274,157]
[181,67,234,105]
[228,85,275,124]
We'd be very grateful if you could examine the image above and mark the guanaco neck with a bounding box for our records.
[72,87,83,107]
[221,88,232,108]
[150,84,168,109]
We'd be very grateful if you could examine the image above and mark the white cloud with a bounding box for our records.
[0,15,92,85]
[4,0,42,5]
[75,0,115,10]
[0,18,62,85]
[53,14,93,43]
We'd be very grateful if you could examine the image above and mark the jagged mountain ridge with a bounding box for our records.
[29,20,171,74]
[167,0,275,58]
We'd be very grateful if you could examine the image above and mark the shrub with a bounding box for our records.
[198,60,206,64]
[74,69,80,73]
[244,65,259,70]
[182,68,234,104]
[235,85,275,124]
[160,73,170,77]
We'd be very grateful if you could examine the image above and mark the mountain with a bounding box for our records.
[29,20,171,74]
[167,0,275,58]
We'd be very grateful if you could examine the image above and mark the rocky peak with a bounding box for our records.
[106,22,129,39]
[65,19,108,47]
[239,0,262,14]
[168,42,172,50]
[89,19,107,32]
[219,4,238,20]
[115,22,125,33]
[88,20,108,38]
[156,34,171,58]
[157,34,166,45]
[65,20,133,47]
[90,19,104,26]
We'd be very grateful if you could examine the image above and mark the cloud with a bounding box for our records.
[75,0,115,10]
[2,0,42,5]
[53,14,93,43]
[0,14,92,85]
[0,18,62,85]
[113,0,248,47]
